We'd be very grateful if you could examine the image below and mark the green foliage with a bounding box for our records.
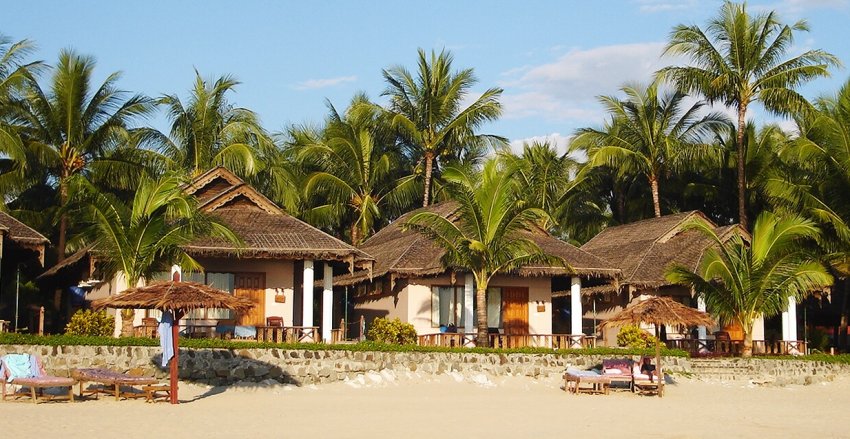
[366,317,417,345]
[65,310,115,337]
[0,333,690,357]
[616,325,660,349]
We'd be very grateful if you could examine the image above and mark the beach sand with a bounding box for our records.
[2,372,846,438]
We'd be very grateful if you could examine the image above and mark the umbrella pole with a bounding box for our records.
[655,339,662,397]
[170,310,184,404]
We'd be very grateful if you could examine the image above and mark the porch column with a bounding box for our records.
[786,296,798,342]
[696,297,707,340]
[322,263,333,343]
[463,274,474,337]
[303,260,314,329]
[570,277,582,348]
[781,305,790,341]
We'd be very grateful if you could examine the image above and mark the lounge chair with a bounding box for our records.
[631,361,664,397]
[71,368,159,401]
[563,368,610,395]
[0,353,75,403]
[601,359,635,390]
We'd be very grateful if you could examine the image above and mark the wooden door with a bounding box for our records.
[235,273,265,326]
[502,287,529,347]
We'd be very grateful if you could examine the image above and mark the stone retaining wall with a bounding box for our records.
[0,345,845,386]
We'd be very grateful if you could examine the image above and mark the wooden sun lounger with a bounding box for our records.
[71,368,159,401]
[563,371,610,395]
[2,375,76,403]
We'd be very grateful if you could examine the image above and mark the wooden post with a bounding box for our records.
[359,315,365,341]
[340,318,345,341]
[170,310,183,405]
[38,307,44,335]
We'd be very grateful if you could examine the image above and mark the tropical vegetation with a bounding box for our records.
[0,1,848,351]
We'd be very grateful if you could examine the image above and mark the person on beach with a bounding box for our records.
[640,357,656,382]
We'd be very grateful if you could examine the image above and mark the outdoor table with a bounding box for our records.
[71,368,158,401]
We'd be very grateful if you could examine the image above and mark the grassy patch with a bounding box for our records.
[0,333,688,357]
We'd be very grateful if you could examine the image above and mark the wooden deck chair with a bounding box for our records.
[0,354,75,403]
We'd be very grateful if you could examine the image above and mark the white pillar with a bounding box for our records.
[303,260,314,328]
[322,263,333,343]
[697,297,707,340]
[787,296,797,341]
[570,277,582,347]
[781,307,790,341]
[170,264,182,282]
[463,274,474,336]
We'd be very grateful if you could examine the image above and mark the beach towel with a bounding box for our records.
[2,354,35,382]
[159,311,174,368]
[234,325,257,338]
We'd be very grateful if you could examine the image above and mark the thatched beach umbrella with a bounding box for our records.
[93,281,254,404]
[599,296,713,396]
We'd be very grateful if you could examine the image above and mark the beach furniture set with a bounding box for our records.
[563,358,663,397]
[1,353,170,403]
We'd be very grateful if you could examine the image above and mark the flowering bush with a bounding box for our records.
[367,317,417,345]
[65,309,115,337]
[616,324,660,349]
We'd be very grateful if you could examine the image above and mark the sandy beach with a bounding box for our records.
[2,372,847,439]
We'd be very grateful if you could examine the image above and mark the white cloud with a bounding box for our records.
[633,0,699,13]
[756,0,849,16]
[509,133,573,156]
[294,76,357,90]
[499,42,671,124]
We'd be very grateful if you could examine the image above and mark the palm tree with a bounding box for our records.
[11,49,155,260]
[75,172,238,288]
[572,82,728,218]
[152,71,273,179]
[383,48,505,207]
[298,94,418,244]
[659,0,840,229]
[770,79,850,347]
[0,36,41,205]
[666,212,832,357]
[403,157,561,346]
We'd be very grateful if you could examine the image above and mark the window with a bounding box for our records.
[431,286,464,327]
[430,286,503,329]
[149,271,235,320]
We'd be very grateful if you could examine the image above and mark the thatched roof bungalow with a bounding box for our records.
[579,211,749,343]
[336,202,620,343]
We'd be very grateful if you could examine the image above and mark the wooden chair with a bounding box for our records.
[266,316,284,327]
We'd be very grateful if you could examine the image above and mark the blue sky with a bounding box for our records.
[4,0,850,154]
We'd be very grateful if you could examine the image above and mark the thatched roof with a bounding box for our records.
[581,211,746,288]
[92,281,254,313]
[334,202,620,286]
[598,296,714,329]
[38,246,92,279]
[0,211,49,265]
[181,167,373,267]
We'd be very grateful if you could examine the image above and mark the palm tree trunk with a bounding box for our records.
[350,222,361,246]
[741,321,753,358]
[736,102,748,230]
[476,282,489,347]
[650,174,661,218]
[57,174,69,262]
[422,151,435,207]
[615,185,626,223]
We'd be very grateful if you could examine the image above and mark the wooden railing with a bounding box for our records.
[417,333,596,349]
[665,339,807,356]
[133,324,322,343]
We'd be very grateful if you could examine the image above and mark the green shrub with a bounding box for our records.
[616,325,660,349]
[366,317,417,345]
[65,309,115,337]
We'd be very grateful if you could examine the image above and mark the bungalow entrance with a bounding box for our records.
[235,273,265,326]
[502,287,529,347]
